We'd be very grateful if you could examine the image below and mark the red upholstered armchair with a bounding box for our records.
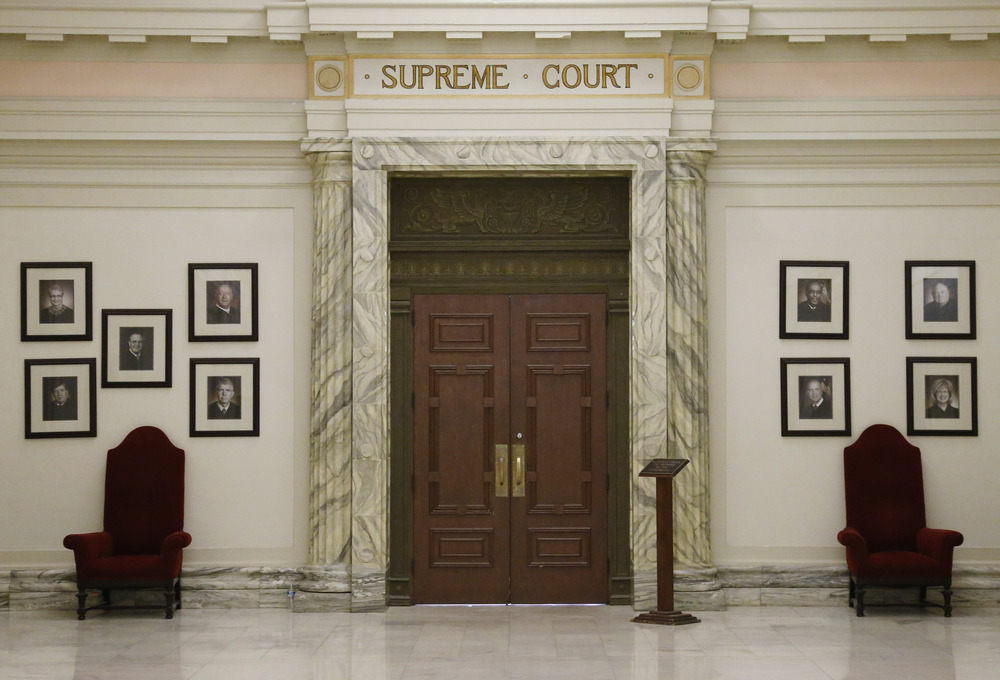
[63,426,192,620]
[837,424,963,617]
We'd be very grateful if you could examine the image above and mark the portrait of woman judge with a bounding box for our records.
[38,280,75,324]
[925,375,960,418]
[922,278,958,323]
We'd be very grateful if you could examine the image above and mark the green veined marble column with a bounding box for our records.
[665,140,720,603]
[299,140,353,605]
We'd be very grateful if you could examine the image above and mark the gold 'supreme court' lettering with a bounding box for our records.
[542,63,638,89]
[353,57,667,96]
[382,63,510,90]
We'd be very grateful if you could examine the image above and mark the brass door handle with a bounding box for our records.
[495,444,508,497]
[512,444,525,497]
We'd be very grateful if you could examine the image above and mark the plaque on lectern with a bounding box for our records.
[638,458,689,478]
[632,458,700,626]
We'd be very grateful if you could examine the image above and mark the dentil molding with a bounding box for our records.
[0,2,997,44]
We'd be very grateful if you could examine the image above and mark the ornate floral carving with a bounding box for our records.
[391,177,628,238]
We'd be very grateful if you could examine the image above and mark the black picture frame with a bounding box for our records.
[906,357,978,437]
[20,262,93,341]
[905,261,976,340]
[188,263,259,342]
[190,358,260,437]
[779,261,849,339]
[24,358,97,439]
[101,309,173,388]
[780,358,852,437]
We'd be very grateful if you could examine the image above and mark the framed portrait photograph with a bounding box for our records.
[101,309,172,388]
[905,261,976,339]
[779,261,849,340]
[780,358,852,437]
[190,358,260,437]
[24,358,97,439]
[906,357,977,437]
[188,263,258,342]
[20,262,93,341]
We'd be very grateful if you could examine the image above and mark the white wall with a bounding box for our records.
[708,140,1000,566]
[0,142,314,569]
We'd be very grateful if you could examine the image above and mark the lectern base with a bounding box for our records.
[631,610,701,626]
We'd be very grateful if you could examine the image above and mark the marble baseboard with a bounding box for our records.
[4,564,1000,612]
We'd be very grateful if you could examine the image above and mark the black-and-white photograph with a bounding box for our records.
[905,261,976,339]
[101,309,173,388]
[779,261,849,339]
[20,262,93,341]
[24,358,97,439]
[780,358,851,436]
[907,357,978,436]
[188,263,258,341]
[189,358,260,436]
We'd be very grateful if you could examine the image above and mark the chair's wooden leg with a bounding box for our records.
[943,587,954,617]
[164,587,175,619]
[848,578,856,610]
[919,585,928,603]
[855,583,866,617]
[75,588,88,621]
[175,579,182,610]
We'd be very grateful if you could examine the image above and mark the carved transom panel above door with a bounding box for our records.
[389,176,629,240]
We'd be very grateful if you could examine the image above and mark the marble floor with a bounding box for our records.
[2,604,1000,680]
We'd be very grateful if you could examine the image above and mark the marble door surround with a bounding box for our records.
[300,137,717,612]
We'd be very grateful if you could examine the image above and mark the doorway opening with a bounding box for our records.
[387,175,630,605]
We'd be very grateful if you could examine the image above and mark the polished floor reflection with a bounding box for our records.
[2,604,999,679]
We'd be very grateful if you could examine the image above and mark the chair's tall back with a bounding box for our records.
[843,424,926,553]
[103,426,185,555]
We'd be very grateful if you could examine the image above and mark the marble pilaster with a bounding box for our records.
[300,139,354,598]
[632,140,718,609]
[665,141,715,571]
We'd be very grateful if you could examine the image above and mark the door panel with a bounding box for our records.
[510,294,607,603]
[413,295,510,603]
[413,293,607,604]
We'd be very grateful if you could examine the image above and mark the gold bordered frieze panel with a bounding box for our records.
[669,55,710,99]
[310,56,347,99]
[389,176,630,240]
[350,55,667,97]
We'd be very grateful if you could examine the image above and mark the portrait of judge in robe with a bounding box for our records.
[206,281,241,325]
[799,376,833,419]
[796,279,832,323]
[39,280,75,324]
[923,279,958,323]
[207,376,242,420]
[119,327,154,371]
[42,377,78,421]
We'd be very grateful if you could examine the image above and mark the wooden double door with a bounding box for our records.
[412,293,608,604]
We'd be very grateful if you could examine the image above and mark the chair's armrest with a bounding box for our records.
[837,527,867,552]
[917,527,964,563]
[160,531,192,570]
[837,527,869,573]
[63,531,113,561]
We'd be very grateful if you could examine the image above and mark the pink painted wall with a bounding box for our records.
[713,61,1000,98]
[0,61,306,99]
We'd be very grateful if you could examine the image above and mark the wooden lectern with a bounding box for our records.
[631,458,700,626]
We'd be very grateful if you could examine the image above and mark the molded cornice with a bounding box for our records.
[0,1,997,44]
